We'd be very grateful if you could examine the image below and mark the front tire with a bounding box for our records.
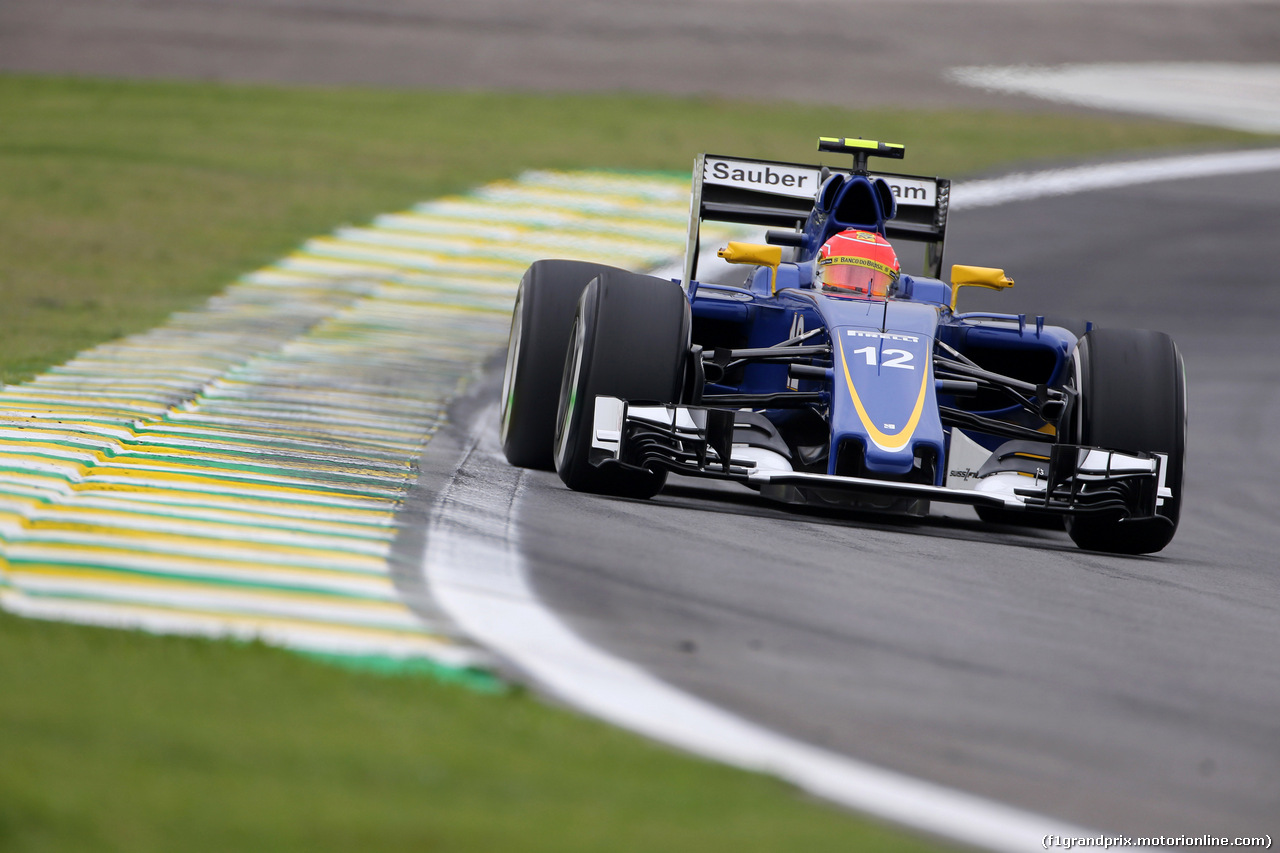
[554,270,690,498]
[1066,328,1186,554]
[500,260,628,470]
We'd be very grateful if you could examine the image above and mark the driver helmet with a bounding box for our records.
[815,229,901,299]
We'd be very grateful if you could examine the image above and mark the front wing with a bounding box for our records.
[589,396,1172,521]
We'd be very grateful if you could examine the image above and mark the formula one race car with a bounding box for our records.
[499,137,1186,554]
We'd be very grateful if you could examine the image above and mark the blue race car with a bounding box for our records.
[500,137,1185,555]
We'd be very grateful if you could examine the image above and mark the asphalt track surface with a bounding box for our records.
[409,166,1280,835]
[9,0,1279,843]
[416,167,1280,840]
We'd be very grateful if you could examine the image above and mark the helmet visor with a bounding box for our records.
[818,257,899,298]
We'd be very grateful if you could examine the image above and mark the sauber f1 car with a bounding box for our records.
[500,137,1186,555]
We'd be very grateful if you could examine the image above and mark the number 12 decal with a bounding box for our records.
[851,345,916,370]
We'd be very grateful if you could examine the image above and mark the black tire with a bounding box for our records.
[554,269,690,498]
[500,260,628,470]
[1066,328,1186,555]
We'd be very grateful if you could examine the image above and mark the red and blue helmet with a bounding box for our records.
[815,230,901,299]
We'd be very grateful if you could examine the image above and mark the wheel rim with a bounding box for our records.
[554,315,586,472]
[498,290,523,446]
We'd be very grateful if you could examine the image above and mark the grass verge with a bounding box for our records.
[0,74,1270,384]
[0,611,941,853]
[0,74,1274,851]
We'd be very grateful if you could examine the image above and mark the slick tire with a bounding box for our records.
[554,269,690,498]
[1066,328,1186,555]
[500,260,630,470]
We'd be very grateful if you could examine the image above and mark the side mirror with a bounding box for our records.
[950,264,1014,311]
[718,242,783,294]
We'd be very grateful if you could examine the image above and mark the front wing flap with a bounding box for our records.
[589,396,1169,520]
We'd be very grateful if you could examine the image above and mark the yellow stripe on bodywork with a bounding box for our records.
[838,339,930,452]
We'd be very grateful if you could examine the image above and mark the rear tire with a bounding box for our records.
[500,260,628,470]
[554,270,690,498]
[1066,328,1186,554]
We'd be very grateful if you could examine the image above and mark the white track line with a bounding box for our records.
[952,147,1280,209]
[419,148,1280,850]
[949,63,1280,134]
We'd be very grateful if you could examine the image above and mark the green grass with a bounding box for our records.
[0,74,1269,384]
[0,611,941,853]
[0,74,1275,851]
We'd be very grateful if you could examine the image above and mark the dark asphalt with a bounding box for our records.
[502,169,1280,837]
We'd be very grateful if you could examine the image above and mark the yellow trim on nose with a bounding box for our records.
[838,340,930,452]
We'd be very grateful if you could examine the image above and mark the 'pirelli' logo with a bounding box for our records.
[846,330,920,343]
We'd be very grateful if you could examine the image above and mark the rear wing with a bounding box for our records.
[681,148,951,288]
